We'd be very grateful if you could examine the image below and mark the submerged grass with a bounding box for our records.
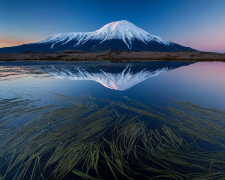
[0,95,225,179]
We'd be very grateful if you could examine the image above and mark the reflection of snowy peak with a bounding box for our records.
[51,66,168,91]
[0,61,193,90]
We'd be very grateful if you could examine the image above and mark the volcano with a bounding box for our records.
[0,20,194,53]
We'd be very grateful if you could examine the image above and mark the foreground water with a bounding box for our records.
[0,61,225,179]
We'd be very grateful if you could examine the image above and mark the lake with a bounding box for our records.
[0,60,225,179]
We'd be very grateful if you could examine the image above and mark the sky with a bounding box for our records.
[0,0,225,53]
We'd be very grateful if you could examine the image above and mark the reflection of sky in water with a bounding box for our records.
[0,61,225,110]
[128,62,225,110]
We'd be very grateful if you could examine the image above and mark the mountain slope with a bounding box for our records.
[0,20,195,52]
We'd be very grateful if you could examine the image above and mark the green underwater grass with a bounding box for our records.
[0,94,225,180]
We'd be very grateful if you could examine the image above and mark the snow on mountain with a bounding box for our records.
[90,20,171,49]
[38,20,171,49]
[39,32,88,48]
[0,20,194,52]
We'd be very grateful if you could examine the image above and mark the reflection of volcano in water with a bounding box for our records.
[46,61,192,91]
[0,61,193,91]
[51,66,168,91]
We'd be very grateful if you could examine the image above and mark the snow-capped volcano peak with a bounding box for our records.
[95,20,144,34]
[0,20,195,52]
[93,20,169,48]
[38,20,170,49]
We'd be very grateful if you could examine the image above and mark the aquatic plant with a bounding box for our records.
[0,94,225,179]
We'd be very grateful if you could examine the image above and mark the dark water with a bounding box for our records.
[0,60,225,179]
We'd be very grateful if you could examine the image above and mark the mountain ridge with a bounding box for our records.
[38,20,171,48]
[0,20,195,53]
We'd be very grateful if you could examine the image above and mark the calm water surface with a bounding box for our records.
[0,60,225,179]
[1,61,225,109]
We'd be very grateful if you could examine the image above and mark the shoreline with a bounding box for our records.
[0,51,225,62]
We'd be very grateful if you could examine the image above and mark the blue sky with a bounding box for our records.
[0,0,225,52]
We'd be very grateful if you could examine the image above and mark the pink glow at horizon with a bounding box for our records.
[173,30,225,53]
[182,41,225,53]
[0,36,37,48]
